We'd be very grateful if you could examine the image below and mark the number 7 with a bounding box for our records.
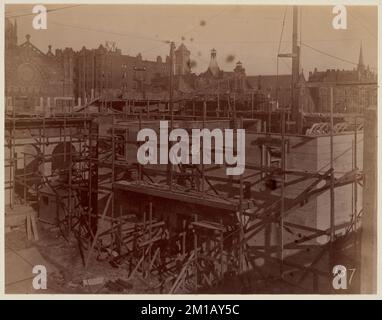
[348,268,356,284]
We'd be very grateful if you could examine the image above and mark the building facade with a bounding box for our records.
[194,49,254,95]
[5,18,377,114]
[306,45,377,113]
[75,44,172,101]
[4,19,173,110]
[5,19,75,112]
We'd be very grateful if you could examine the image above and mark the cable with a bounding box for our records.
[5,244,35,268]
[192,38,369,45]
[280,58,292,71]
[140,42,170,56]
[5,5,82,19]
[348,10,377,40]
[318,138,364,173]
[131,7,235,56]
[189,54,209,70]
[142,8,237,64]
[8,5,377,75]
[171,7,233,42]
[49,19,167,44]
[29,7,232,59]
[301,42,377,71]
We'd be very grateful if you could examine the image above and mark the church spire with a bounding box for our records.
[358,42,365,72]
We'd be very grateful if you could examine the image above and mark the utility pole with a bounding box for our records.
[329,87,335,242]
[280,100,286,278]
[169,42,175,131]
[122,63,128,98]
[291,6,300,133]
[278,5,300,133]
[167,41,175,187]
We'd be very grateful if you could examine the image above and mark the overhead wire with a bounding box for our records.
[7,5,377,73]
[171,7,232,40]
[301,42,377,71]
[348,10,377,40]
[5,5,83,18]
[49,19,167,44]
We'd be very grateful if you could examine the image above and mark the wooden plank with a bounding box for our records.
[30,212,39,241]
[114,181,244,211]
[128,244,152,280]
[26,212,32,241]
[85,193,112,267]
[192,221,224,231]
[149,248,160,271]
[169,251,195,294]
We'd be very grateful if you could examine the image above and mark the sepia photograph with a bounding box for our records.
[3,2,378,295]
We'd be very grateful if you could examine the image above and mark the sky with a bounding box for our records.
[5,4,378,77]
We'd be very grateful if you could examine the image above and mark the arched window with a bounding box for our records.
[52,142,76,172]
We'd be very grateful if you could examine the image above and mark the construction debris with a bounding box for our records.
[83,277,105,287]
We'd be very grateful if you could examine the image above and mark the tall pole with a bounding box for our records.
[353,116,358,233]
[291,6,300,133]
[330,87,335,242]
[217,80,220,117]
[280,104,286,277]
[201,101,206,198]
[251,91,254,119]
[360,108,377,293]
[268,99,271,133]
[167,42,175,187]
[239,116,244,273]
[169,42,175,130]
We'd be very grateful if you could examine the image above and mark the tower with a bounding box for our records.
[234,61,246,92]
[208,48,220,77]
[358,42,365,73]
[174,43,191,75]
[5,18,18,49]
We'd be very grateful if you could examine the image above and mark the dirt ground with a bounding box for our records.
[5,222,163,294]
[5,217,361,295]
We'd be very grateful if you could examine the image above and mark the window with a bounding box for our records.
[115,134,126,159]
[42,195,49,206]
[268,147,281,168]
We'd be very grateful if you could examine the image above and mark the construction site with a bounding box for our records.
[4,5,378,294]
